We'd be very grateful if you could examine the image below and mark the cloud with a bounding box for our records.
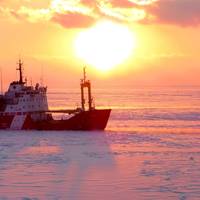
[106,0,137,8]
[0,0,150,27]
[98,0,200,27]
[49,0,98,27]
[0,6,52,23]
[17,7,51,22]
[2,0,200,28]
[145,0,200,26]
[52,12,96,28]
[96,0,148,22]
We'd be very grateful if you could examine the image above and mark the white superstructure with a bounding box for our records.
[1,59,51,121]
[5,82,48,112]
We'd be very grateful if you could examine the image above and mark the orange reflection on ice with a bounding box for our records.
[24,146,61,154]
[18,144,61,155]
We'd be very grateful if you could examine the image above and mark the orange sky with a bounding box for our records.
[1,0,200,88]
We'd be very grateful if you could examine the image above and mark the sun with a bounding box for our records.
[74,20,136,72]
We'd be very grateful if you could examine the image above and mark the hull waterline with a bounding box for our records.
[0,109,111,131]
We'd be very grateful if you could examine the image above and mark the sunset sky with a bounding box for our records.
[1,0,200,88]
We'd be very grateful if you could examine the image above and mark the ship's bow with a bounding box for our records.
[69,109,111,130]
[86,109,111,130]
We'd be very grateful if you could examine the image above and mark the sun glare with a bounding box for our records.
[75,20,136,72]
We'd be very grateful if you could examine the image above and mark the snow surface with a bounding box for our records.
[1,86,200,199]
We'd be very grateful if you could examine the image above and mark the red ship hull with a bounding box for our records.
[0,109,111,131]
[36,109,111,131]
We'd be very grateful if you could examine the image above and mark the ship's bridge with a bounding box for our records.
[6,81,26,98]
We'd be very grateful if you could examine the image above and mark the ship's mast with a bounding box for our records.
[80,67,93,111]
[17,59,24,84]
[0,67,3,95]
[83,67,86,82]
